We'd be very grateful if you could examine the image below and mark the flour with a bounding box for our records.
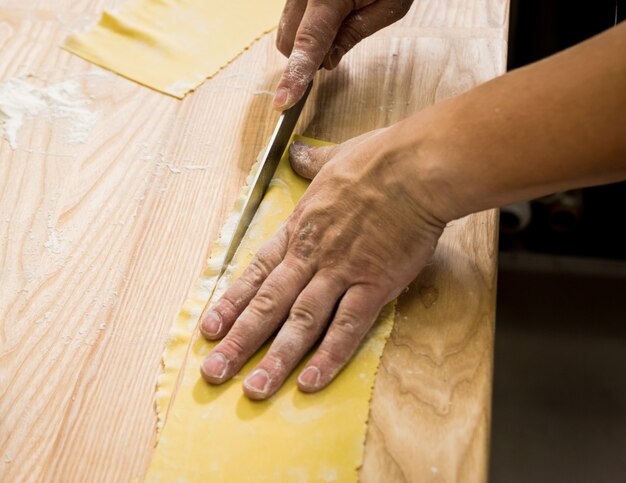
[160,162,210,173]
[0,77,98,149]
[35,312,52,325]
[286,50,315,86]
[44,216,66,255]
[43,227,64,254]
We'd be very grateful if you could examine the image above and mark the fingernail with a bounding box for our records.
[244,369,270,394]
[202,352,227,379]
[201,310,222,337]
[298,366,320,387]
[273,87,289,109]
[290,140,311,151]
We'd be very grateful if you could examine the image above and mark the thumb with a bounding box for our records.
[289,129,385,179]
[289,141,337,179]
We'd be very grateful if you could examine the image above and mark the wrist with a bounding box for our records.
[381,104,479,225]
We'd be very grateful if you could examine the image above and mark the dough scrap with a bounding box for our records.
[147,136,396,482]
[63,0,285,98]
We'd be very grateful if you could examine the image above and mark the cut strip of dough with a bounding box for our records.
[63,0,285,97]
[147,136,396,482]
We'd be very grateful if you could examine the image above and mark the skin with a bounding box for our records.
[272,0,414,109]
[199,12,626,400]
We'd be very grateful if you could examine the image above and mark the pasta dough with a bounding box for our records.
[147,136,396,482]
[63,0,285,97]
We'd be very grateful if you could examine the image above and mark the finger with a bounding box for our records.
[289,141,338,179]
[199,228,288,340]
[297,284,386,392]
[201,256,313,384]
[273,1,354,110]
[242,272,347,399]
[276,0,308,57]
[323,0,413,70]
[289,129,384,178]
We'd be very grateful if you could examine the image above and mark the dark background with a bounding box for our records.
[500,0,626,260]
[490,3,626,482]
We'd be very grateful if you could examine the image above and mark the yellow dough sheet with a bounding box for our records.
[147,136,396,482]
[63,0,284,98]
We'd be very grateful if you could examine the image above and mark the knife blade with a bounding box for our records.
[215,80,313,283]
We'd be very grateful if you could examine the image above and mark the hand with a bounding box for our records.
[273,0,414,110]
[198,20,626,400]
[198,126,450,400]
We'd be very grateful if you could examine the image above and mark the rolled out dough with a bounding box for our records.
[146,136,396,482]
[63,0,285,97]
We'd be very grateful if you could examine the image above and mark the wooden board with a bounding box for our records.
[0,1,508,481]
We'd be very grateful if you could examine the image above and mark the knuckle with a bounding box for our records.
[288,305,318,333]
[345,254,379,277]
[338,22,363,49]
[215,293,239,316]
[220,336,247,359]
[316,345,348,368]
[243,254,273,288]
[289,219,323,258]
[271,338,300,364]
[282,256,310,279]
[266,354,288,374]
[320,267,350,287]
[291,239,316,259]
[249,289,280,318]
[333,309,362,336]
[275,223,290,245]
[285,209,304,234]
[293,27,322,51]
[309,147,332,170]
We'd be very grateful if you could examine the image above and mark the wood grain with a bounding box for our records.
[0,1,507,481]
[361,211,499,482]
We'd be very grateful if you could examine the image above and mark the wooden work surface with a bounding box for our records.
[0,1,508,481]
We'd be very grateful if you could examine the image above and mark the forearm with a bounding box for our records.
[392,21,626,221]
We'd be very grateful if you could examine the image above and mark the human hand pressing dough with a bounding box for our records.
[198,127,448,400]
[273,0,414,109]
[198,18,626,401]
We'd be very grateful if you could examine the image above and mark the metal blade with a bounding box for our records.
[215,81,313,282]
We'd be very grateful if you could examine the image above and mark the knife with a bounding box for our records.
[215,80,314,283]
